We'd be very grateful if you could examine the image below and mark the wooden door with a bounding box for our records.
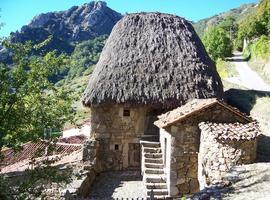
[128,143,141,168]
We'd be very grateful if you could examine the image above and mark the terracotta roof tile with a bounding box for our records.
[199,121,261,141]
[58,135,86,144]
[154,98,253,128]
[0,140,82,168]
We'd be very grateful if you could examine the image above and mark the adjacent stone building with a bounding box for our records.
[154,98,260,197]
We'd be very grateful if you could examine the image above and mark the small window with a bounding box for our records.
[123,109,130,117]
[115,144,119,150]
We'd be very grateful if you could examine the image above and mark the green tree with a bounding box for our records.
[0,41,75,149]
[203,27,233,61]
[250,35,270,59]
[219,16,238,41]
[236,0,270,49]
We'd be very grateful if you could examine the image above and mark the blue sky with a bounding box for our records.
[0,0,259,37]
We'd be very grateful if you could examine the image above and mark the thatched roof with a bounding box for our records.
[82,12,224,108]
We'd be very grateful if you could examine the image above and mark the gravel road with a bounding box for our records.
[225,52,270,91]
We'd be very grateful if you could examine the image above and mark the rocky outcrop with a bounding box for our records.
[8,1,122,54]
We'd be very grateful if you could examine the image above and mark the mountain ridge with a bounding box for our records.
[8,1,122,54]
[193,3,257,38]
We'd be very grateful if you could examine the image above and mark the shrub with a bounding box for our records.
[203,27,233,61]
[250,35,270,59]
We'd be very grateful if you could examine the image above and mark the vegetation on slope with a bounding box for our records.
[236,0,270,49]
[238,0,270,84]
[67,35,107,80]
[202,25,233,61]
[216,59,238,79]
[194,3,256,38]
[0,41,75,149]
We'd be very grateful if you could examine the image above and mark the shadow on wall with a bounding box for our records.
[257,134,270,162]
[225,89,270,163]
[224,89,270,115]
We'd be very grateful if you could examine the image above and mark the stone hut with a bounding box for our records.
[82,12,223,173]
[154,98,260,197]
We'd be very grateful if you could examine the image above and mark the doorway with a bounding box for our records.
[128,143,141,169]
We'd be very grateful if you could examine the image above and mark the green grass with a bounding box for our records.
[250,97,270,135]
[216,59,238,79]
[246,36,270,84]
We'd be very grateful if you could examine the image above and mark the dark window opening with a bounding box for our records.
[123,109,130,117]
[115,144,119,150]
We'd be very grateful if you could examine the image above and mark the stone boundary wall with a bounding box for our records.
[61,139,100,199]
[198,130,257,189]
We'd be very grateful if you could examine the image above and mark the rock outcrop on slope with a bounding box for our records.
[7,1,122,54]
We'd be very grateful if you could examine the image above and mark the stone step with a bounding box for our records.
[146,183,167,189]
[145,163,163,169]
[144,175,166,183]
[145,168,164,174]
[147,195,169,200]
[147,189,168,196]
[144,153,162,159]
[145,158,163,164]
[144,147,162,153]
[140,140,160,148]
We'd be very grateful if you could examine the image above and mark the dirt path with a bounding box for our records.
[191,163,270,200]
[222,163,270,200]
[88,170,147,199]
[225,52,270,91]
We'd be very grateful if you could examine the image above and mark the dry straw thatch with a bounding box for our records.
[82,12,224,108]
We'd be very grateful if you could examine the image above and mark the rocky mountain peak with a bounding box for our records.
[9,1,122,53]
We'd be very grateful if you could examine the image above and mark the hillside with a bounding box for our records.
[193,3,256,38]
[1,1,121,57]
[0,1,122,125]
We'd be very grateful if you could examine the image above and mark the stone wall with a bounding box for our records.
[90,104,161,170]
[198,131,257,189]
[161,124,200,196]
[159,103,252,197]
[160,129,173,195]
[61,139,100,199]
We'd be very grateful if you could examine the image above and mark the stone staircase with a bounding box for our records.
[141,141,169,199]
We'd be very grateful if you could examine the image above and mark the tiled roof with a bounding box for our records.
[58,135,86,144]
[0,150,82,174]
[199,121,261,141]
[154,98,253,128]
[0,140,83,168]
[63,119,91,131]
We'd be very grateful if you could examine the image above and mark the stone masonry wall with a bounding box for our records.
[90,104,149,170]
[161,103,252,196]
[198,131,257,189]
[165,124,199,196]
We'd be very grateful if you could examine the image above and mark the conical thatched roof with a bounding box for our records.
[82,12,224,108]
